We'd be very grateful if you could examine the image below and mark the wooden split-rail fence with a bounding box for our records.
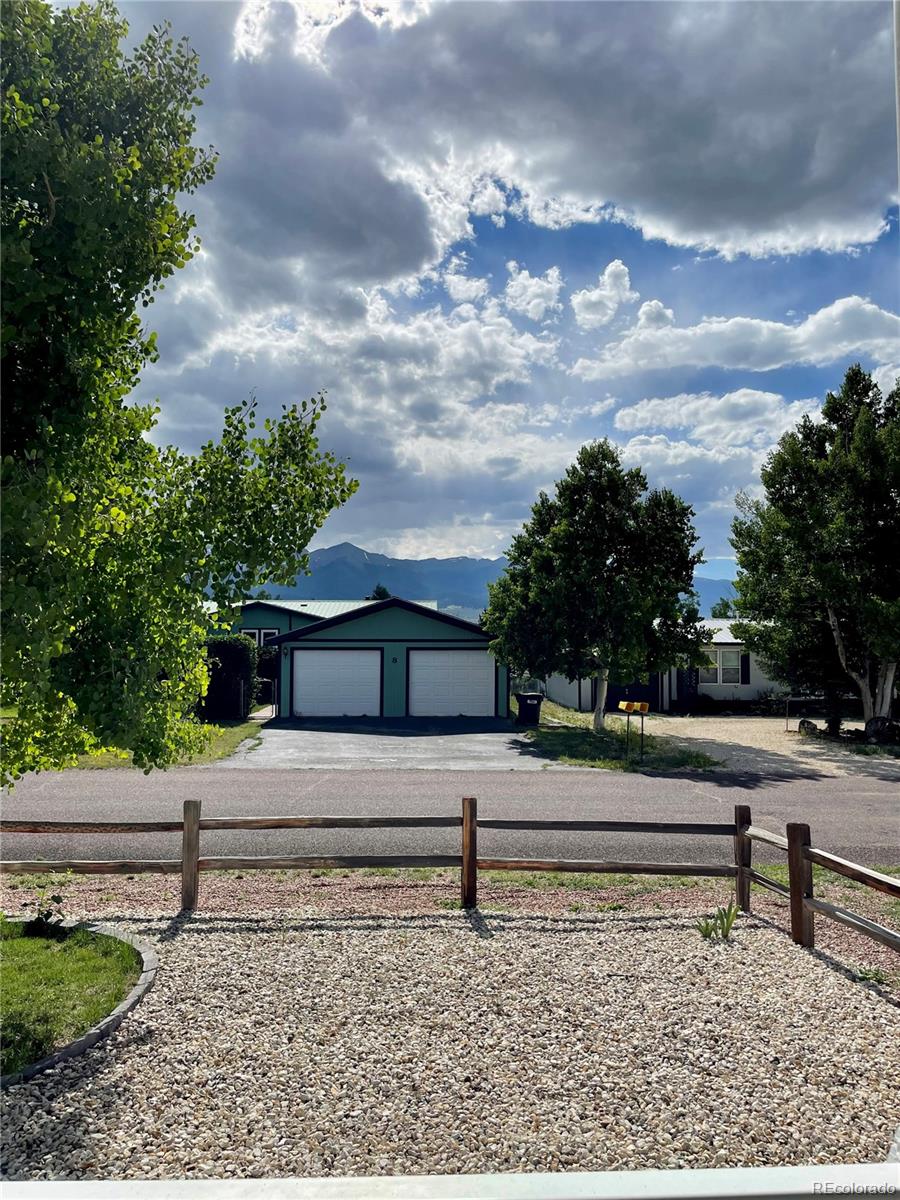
[1,801,897,954]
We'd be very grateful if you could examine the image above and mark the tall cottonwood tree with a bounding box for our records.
[1,1,356,782]
[731,365,899,726]
[483,441,707,730]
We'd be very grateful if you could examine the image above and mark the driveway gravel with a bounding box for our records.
[3,897,898,1181]
[648,716,900,780]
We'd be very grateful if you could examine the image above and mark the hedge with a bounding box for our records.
[201,635,258,720]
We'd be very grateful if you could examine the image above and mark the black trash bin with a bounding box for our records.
[514,692,544,726]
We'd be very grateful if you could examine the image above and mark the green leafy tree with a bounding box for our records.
[366,582,392,600]
[483,440,707,730]
[1,1,357,783]
[731,365,900,727]
[710,597,735,618]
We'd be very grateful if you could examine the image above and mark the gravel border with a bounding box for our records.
[0,921,158,1090]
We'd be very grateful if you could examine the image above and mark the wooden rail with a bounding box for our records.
[741,818,899,954]
[1,804,897,959]
[476,859,737,878]
[476,819,736,835]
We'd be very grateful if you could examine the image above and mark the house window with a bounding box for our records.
[720,649,741,684]
[242,628,278,647]
[699,647,742,685]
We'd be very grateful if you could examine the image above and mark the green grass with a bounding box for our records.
[518,699,717,772]
[0,919,141,1076]
[72,718,263,769]
[847,742,900,759]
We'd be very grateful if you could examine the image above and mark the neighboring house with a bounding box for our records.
[243,597,507,719]
[542,619,780,713]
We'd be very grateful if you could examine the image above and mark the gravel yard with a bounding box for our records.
[2,876,898,1181]
[646,716,900,779]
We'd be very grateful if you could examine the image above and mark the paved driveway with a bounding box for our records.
[218,718,553,771]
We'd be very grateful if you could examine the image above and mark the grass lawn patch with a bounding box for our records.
[72,717,263,769]
[846,742,900,759]
[0,919,141,1077]
[518,699,717,771]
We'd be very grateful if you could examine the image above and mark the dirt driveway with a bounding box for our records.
[646,716,900,781]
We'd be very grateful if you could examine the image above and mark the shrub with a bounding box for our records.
[255,644,279,705]
[201,635,258,720]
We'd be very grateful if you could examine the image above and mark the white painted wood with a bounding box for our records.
[292,650,381,717]
[408,650,495,716]
[9,1162,900,1198]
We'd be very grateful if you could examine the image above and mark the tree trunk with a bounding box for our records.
[592,668,609,732]
[824,684,842,737]
[825,604,875,723]
[874,661,897,720]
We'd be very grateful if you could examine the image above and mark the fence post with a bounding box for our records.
[786,822,814,948]
[461,796,477,908]
[734,803,752,913]
[181,800,201,912]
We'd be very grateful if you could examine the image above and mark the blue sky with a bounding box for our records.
[123,1,899,572]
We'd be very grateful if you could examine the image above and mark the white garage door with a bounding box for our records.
[292,650,381,717]
[408,650,495,716]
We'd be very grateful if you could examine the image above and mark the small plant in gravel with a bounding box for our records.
[19,878,70,936]
[854,966,887,984]
[696,901,739,942]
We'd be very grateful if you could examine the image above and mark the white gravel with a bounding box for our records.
[3,908,898,1181]
[647,716,900,779]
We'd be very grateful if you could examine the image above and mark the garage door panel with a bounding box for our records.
[293,650,381,717]
[408,650,495,716]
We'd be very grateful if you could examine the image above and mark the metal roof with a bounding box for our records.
[703,618,744,645]
[241,598,439,618]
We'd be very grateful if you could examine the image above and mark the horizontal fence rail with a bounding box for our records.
[476,819,737,836]
[475,859,737,877]
[1,803,897,955]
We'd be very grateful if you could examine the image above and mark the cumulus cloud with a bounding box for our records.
[614,389,820,448]
[504,261,565,322]
[572,296,900,380]
[320,1,894,258]
[570,260,639,329]
[443,271,489,304]
[636,300,675,329]
[118,1,898,561]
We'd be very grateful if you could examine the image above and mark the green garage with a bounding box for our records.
[266,598,509,720]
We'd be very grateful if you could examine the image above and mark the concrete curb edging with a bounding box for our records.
[0,921,158,1089]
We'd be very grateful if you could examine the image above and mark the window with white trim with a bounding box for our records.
[699,647,742,685]
[242,627,278,647]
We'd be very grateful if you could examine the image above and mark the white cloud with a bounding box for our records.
[570,260,639,329]
[504,261,565,322]
[443,271,489,304]
[636,300,675,329]
[873,363,900,397]
[614,389,820,448]
[572,296,900,380]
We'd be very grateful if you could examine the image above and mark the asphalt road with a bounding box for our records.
[2,766,898,866]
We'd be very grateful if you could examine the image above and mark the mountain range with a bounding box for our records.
[262,542,736,620]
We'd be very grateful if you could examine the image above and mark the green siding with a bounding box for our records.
[232,602,318,637]
[304,605,484,641]
[272,604,508,719]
